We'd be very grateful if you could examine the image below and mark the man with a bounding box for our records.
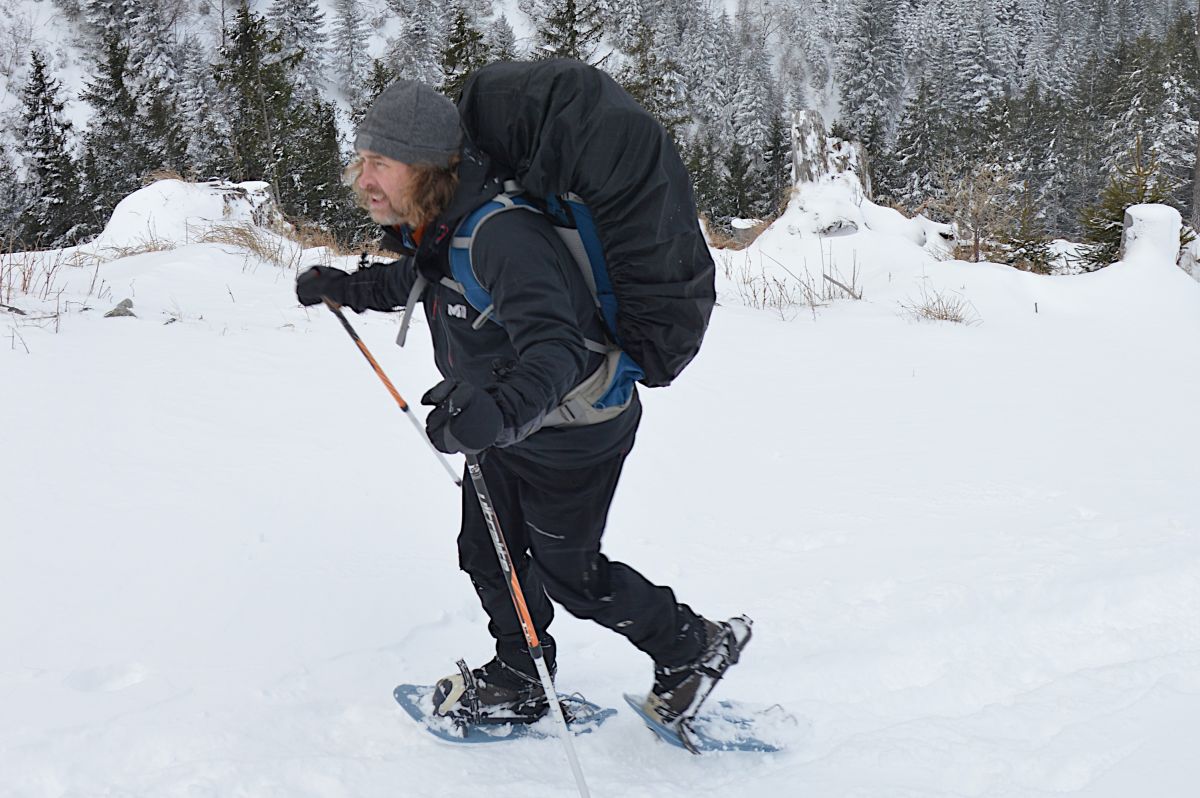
[295,79,747,730]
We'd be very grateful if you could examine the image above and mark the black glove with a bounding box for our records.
[421,379,504,455]
[296,266,350,307]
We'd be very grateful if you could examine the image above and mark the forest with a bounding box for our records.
[2,0,1197,272]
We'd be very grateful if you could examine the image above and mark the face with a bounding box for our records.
[356,150,415,226]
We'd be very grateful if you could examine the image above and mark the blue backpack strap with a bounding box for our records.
[449,188,540,328]
[554,195,622,339]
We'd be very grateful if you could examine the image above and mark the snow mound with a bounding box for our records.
[774,172,952,259]
[90,179,280,250]
[1120,203,1181,269]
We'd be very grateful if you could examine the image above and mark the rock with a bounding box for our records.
[105,298,136,318]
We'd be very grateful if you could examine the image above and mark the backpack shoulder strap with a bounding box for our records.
[449,187,541,329]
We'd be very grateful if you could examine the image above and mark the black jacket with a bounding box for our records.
[338,146,640,468]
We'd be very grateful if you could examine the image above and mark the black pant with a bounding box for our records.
[457,446,705,677]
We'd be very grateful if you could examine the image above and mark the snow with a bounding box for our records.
[3,180,1200,797]
[1120,203,1182,268]
[91,179,279,249]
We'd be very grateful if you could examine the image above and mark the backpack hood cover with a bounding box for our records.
[457,60,716,388]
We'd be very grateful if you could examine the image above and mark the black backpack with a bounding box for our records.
[457,60,715,388]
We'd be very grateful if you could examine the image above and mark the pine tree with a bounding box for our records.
[128,2,187,174]
[618,21,690,143]
[352,59,399,127]
[79,33,147,225]
[1146,11,1199,222]
[535,0,604,62]
[268,0,330,98]
[1003,78,1062,227]
[1081,134,1173,269]
[280,97,356,233]
[722,139,755,220]
[834,0,903,150]
[759,110,792,216]
[680,7,724,126]
[441,5,489,100]
[212,2,297,190]
[953,8,1009,161]
[685,130,725,224]
[388,0,443,85]
[1043,48,1112,237]
[0,141,25,243]
[15,50,81,247]
[607,0,645,52]
[178,34,228,179]
[83,0,135,40]
[331,0,369,105]
[998,191,1054,273]
[486,14,520,61]
[878,77,948,209]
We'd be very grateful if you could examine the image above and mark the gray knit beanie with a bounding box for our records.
[354,81,462,167]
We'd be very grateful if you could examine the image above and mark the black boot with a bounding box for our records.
[641,615,753,727]
[432,657,552,725]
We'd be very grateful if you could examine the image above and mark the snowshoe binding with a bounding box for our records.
[635,615,753,753]
[431,658,550,733]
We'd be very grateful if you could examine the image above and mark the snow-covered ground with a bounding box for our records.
[2,181,1199,797]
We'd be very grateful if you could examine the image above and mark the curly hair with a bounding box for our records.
[343,155,460,229]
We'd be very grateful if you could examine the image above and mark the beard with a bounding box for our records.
[359,186,418,228]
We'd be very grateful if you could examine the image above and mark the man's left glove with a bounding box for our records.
[296,266,350,307]
[421,379,504,455]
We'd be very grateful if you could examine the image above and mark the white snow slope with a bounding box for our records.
[2,181,1199,798]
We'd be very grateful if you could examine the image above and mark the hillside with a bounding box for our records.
[2,178,1199,796]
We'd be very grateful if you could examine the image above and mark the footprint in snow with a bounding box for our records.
[63,663,149,693]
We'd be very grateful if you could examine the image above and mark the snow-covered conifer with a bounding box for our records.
[351,59,399,127]
[486,15,520,61]
[387,0,443,86]
[877,78,947,207]
[1145,12,1199,219]
[331,0,369,105]
[0,140,25,241]
[534,0,605,62]
[212,2,296,188]
[834,0,903,149]
[607,0,645,52]
[280,97,351,227]
[268,0,330,98]
[731,46,772,161]
[15,50,81,247]
[79,33,146,221]
[618,21,689,142]
[441,4,489,100]
[679,5,725,125]
[177,34,229,178]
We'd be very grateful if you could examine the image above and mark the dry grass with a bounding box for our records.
[197,222,301,270]
[719,245,864,320]
[142,167,187,185]
[900,283,980,325]
[95,231,177,261]
[707,218,772,251]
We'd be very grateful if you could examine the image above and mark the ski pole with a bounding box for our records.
[321,300,591,797]
[463,452,591,798]
[321,298,461,487]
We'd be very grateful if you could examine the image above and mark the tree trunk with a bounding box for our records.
[1193,0,1200,231]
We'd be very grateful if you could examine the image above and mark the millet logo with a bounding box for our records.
[447,303,468,319]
